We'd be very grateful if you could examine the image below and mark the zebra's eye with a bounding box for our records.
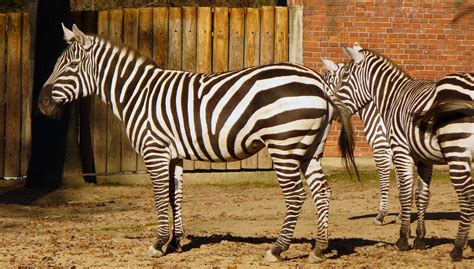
[69,61,79,67]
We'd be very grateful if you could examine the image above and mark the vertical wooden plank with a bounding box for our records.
[106,9,123,174]
[194,7,212,170]
[182,7,197,172]
[152,7,168,69]
[289,6,303,64]
[212,7,229,171]
[121,8,139,173]
[212,7,229,73]
[5,13,22,178]
[135,8,154,172]
[257,6,275,170]
[0,14,6,177]
[21,13,31,177]
[93,10,109,174]
[227,8,245,171]
[241,8,260,170]
[275,7,289,63]
[168,7,182,70]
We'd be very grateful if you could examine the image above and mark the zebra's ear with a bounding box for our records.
[343,46,364,64]
[353,42,363,51]
[72,24,93,49]
[321,58,338,72]
[62,23,75,43]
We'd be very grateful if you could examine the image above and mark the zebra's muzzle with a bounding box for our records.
[38,84,63,119]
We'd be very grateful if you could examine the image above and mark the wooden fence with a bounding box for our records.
[85,6,298,175]
[0,13,30,179]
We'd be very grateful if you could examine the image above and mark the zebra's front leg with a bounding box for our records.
[393,154,415,251]
[263,161,306,262]
[145,147,172,258]
[301,157,331,263]
[167,159,185,253]
[413,163,433,250]
[372,148,392,225]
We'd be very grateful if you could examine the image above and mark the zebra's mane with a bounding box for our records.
[360,48,413,80]
[93,35,159,69]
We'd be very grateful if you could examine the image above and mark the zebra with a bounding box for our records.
[37,24,357,263]
[334,43,474,261]
[322,58,395,225]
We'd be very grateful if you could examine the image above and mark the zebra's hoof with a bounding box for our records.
[413,238,426,250]
[308,250,326,263]
[147,245,164,258]
[449,247,463,262]
[373,218,385,226]
[263,249,282,262]
[395,238,410,251]
[166,238,183,253]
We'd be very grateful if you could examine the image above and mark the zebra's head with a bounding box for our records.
[331,43,374,114]
[38,24,96,119]
[321,58,345,92]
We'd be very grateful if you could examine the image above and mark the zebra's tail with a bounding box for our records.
[414,100,474,132]
[331,97,360,180]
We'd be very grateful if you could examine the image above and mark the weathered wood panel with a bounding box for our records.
[275,7,288,63]
[5,13,22,178]
[0,14,6,178]
[257,6,275,169]
[211,7,229,171]
[106,10,123,174]
[121,8,139,173]
[227,8,245,171]
[21,13,31,176]
[241,8,260,170]
[194,7,212,171]
[182,7,197,171]
[168,7,182,71]
[93,11,109,174]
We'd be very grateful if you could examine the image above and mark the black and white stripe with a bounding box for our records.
[322,59,394,225]
[38,24,357,263]
[335,43,474,261]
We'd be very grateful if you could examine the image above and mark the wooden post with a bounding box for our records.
[5,13,22,178]
[93,10,109,174]
[182,7,197,171]
[227,8,245,171]
[21,13,31,177]
[241,8,260,170]
[211,7,229,171]
[257,6,275,170]
[168,7,182,71]
[194,7,212,171]
[121,8,139,173]
[0,14,6,178]
[275,7,288,63]
[289,5,303,64]
[152,7,168,69]
[106,9,123,174]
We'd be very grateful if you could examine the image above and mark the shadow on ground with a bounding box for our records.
[184,234,385,260]
[348,212,460,221]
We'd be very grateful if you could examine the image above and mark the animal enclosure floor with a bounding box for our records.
[0,177,472,268]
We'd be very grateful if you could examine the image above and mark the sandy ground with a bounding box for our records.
[0,174,473,268]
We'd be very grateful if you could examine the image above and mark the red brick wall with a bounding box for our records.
[300,0,474,157]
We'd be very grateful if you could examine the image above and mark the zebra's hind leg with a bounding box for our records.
[301,157,331,263]
[263,160,306,262]
[413,163,433,250]
[446,157,473,262]
[372,149,392,225]
[393,154,415,251]
[167,159,184,253]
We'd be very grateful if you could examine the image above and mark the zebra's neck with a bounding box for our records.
[92,37,164,122]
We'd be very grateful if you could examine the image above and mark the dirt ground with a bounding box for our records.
[0,173,473,268]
